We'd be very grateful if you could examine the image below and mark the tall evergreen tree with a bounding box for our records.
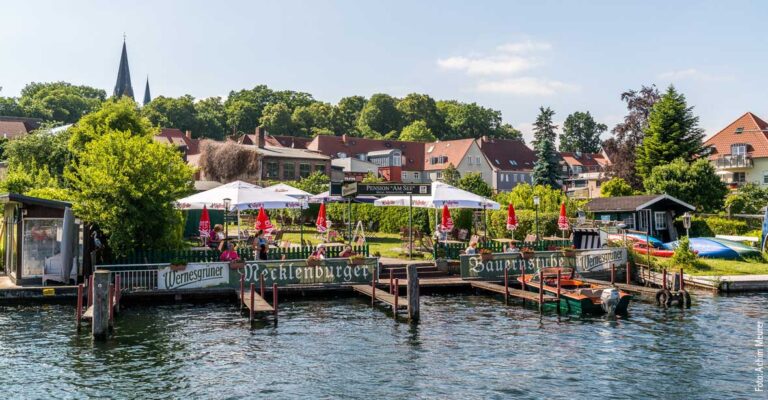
[636,86,704,180]
[531,107,560,188]
[559,111,606,153]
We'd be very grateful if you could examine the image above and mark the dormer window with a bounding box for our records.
[735,127,744,134]
[509,160,517,166]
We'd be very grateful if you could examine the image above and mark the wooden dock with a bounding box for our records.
[238,290,274,313]
[470,281,558,303]
[237,279,278,323]
[351,285,407,309]
[379,277,471,288]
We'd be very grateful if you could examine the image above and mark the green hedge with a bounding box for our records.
[325,203,430,234]
[488,209,562,240]
[675,216,749,237]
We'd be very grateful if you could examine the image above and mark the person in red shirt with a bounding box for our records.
[220,241,240,261]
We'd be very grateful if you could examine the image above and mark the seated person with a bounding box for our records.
[465,242,478,255]
[219,241,240,261]
[339,245,355,258]
[504,244,520,253]
[258,243,269,260]
[310,244,327,260]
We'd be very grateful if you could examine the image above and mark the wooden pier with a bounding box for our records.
[470,280,558,304]
[77,272,121,339]
[238,275,278,323]
[351,285,407,309]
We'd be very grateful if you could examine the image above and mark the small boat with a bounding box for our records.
[632,243,675,258]
[518,268,632,315]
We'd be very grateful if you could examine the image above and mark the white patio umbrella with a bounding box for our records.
[374,181,500,258]
[263,183,312,199]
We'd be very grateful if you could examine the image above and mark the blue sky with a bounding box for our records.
[1,0,765,142]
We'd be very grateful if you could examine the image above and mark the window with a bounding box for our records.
[314,164,325,173]
[414,172,420,179]
[734,172,746,183]
[624,215,636,230]
[393,155,402,166]
[266,162,279,179]
[638,211,648,231]
[736,127,744,134]
[436,171,443,179]
[509,160,517,166]
[654,212,667,230]
[732,144,747,155]
[763,171,768,184]
[299,163,311,178]
[401,171,407,180]
[283,163,295,180]
[562,165,568,172]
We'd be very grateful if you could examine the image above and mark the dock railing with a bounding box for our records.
[436,240,571,260]
[95,263,164,292]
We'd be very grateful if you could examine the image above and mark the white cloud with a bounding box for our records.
[436,55,536,76]
[658,68,733,82]
[476,77,579,96]
[497,40,552,53]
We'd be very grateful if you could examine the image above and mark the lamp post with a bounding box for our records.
[683,212,692,238]
[223,197,231,241]
[533,195,540,241]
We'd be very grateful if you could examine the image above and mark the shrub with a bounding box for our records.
[488,209,561,240]
[198,140,261,183]
[671,236,697,267]
[674,216,749,237]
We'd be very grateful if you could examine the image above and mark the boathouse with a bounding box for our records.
[583,194,695,242]
[1,193,82,285]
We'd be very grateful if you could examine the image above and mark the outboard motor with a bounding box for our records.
[600,288,620,315]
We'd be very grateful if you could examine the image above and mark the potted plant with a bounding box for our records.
[169,258,188,272]
[561,246,576,257]
[479,248,494,261]
[306,255,323,267]
[521,247,535,260]
[348,254,366,265]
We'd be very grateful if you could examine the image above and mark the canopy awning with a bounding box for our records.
[373,181,500,209]
[262,183,312,199]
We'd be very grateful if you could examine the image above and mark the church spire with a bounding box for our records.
[143,76,151,106]
[113,38,134,99]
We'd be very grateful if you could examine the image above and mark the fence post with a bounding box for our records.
[272,283,278,318]
[76,284,83,330]
[371,272,376,306]
[407,264,420,322]
[92,270,110,340]
[393,278,399,316]
[556,270,561,314]
[260,273,265,299]
[389,269,394,294]
[662,269,668,290]
[626,262,631,285]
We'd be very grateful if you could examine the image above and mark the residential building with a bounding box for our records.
[307,134,425,183]
[0,116,42,139]
[240,129,312,149]
[476,136,536,192]
[559,151,611,199]
[153,128,200,161]
[331,157,379,181]
[424,138,492,184]
[583,194,695,242]
[703,112,768,189]
[253,129,330,182]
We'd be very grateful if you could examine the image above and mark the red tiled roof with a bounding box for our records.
[269,135,311,148]
[0,116,42,139]
[307,135,426,171]
[423,138,475,171]
[559,151,610,169]
[704,112,768,158]
[478,137,537,171]
[154,128,200,155]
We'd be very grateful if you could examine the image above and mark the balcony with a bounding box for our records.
[714,155,753,170]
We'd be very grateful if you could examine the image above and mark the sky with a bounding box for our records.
[1,0,766,142]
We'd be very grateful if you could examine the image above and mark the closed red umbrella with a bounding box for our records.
[199,205,211,245]
[254,206,274,233]
[440,204,454,232]
[558,202,570,231]
[506,203,518,231]
[316,203,328,233]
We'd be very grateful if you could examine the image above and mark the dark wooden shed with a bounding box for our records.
[584,194,695,242]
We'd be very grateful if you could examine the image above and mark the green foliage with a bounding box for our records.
[457,172,493,198]
[398,120,436,142]
[644,158,727,212]
[259,102,293,136]
[636,86,705,179]
[5,128,71,177]
[357,93,402,136]
[17,81,106,123]
[725,183,768,214]
[142,95,198,133]
[325,203,430,234]
[65,130,194,256]
[285,171,329,194]
[531,107,560,188]
[333,96,367,135]
[671,236,698,267]
[678,216,749,237]
[68,97,155,153]
[361,172,384,183]
[488,209,561,240]
[194,96,228,140]
[442,163,461,186]
[559,111,606,153]
[292,102,334,137]
[396,93,443,134]
[436,100,504,140]
[494,183,580,213]
[600,177,634,197]
[224,99,260,136]
[0,165,60,195]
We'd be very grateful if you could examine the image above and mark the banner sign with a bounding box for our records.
[232,257,379,286]
[356,183,431,196]
[460,248,627,280]
[158,262,230,290]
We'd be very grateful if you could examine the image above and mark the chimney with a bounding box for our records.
[342,134,348,144]
[185,130,192,140]
[257,127,265,148]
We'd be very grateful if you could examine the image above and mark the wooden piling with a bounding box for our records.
[538,269,544,311]
[272,283,278,318]
[504,266,509,305]
[662,269,668,290]
[76,284,83,329]
[389,269,394,294]
[393,278,399,315]
[87,274,93,309]
[611,265,615,285]
[260,274,265,298]
[626,262,631,285]
[371,273,376,306]
[249,283,255,323]
[521,267,526,291]
[92,270,110,340]
[680,268,685,291]
[239,274,244,311]
[406,264,420,322]
[556,270,562,314]
[114,275,121,313]
[108,284,114,325]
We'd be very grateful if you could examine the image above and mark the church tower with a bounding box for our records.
[113,38,134,99]
[143,76,151,106]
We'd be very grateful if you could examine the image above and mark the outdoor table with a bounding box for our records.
[190,247,213,251]
[439,240,465,244]
[320,242,346,248]
[492,238,519,243]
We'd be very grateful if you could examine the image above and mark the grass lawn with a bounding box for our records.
[641,253,768,276]
[280,231,429,259]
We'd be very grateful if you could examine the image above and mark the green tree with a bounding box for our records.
[17,81,106,123]
[5,127,72,177]
[725,183,768,214]
[0,96,24,117]
[560,111,606,153]
[399,120,437,142]
[600,177,634,197]
[142,95,197,132]
[361,172,384,183]
[443,163,461,186]
[194,96,228,140]
[457,172,493,197]
[65,130,194,255]
[288,171,329,194]
[396,93,444,134]
[531,107,560,187]
[68,97,155,153]
[292,102,334,137]
[357,93,402,137]
[495,123,524,142]
[259,102,293,135]
[225,99,260,136]
[643,158,727,212]
[636,86,705,179]
[436,100,503,140]
[332,96,367,135]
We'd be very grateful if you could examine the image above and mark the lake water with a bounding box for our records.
[1,292,766,399]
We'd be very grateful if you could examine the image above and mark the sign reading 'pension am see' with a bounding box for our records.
[158,262,230,290]
[460,248,627,281]
[342,183,431,197]
[234,258,379,286]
